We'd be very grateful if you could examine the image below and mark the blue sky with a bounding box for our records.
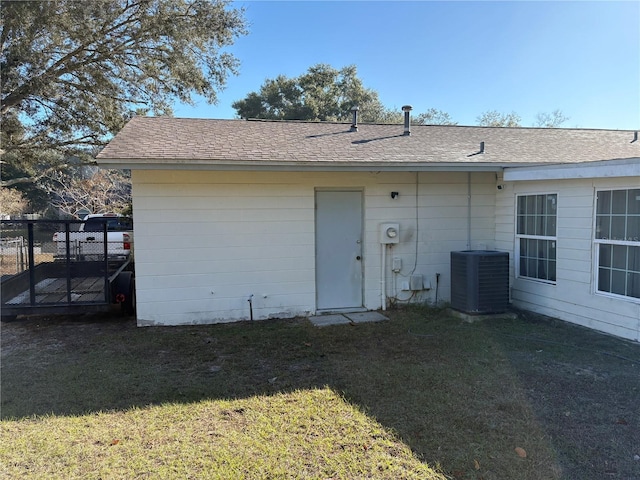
[174,1,640,130]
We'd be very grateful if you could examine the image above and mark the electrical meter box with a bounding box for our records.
[380,223,400,244]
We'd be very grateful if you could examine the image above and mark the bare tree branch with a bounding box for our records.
[41,169,131,218]
[0,163,69,187]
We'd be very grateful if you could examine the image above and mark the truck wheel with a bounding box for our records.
[113,271,135,316]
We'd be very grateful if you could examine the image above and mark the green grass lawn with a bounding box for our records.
[1,307,638,479]
[1,388,440,479]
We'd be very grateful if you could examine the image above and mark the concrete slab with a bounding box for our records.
[344,311,389,323]
[308,314,351,327]
[448,308,519,323]
[308,311,389,327]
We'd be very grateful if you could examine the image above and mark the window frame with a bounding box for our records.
[515,192,558,284]
[593,187,640,302]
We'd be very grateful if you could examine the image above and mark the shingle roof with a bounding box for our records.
[96,116,640,170]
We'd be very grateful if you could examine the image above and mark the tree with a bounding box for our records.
[233,64,458,126]
[0,187,28,217]
[41,168,131,219]
[476,110,522,127]
[232,64,386,122]
[1,0,247,188]
[373,107,457,126]
[413,108,458,126]
[534,109,569,128]
[476,109,570,128]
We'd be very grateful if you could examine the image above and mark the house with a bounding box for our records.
[97,115,640,341]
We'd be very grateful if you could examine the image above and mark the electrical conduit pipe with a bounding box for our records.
[381,244,386,311]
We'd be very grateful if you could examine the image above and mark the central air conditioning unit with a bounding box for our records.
[450,250,509,314]
[380,223,399,244]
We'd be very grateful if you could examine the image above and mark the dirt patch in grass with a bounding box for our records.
[2,308,639,479]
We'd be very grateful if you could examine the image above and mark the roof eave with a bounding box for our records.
[504,157,640,181]
[96,158,509,172]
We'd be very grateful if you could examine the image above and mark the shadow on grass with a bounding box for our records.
[2,307,639,479]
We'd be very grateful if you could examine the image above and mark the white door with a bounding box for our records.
[315,190,363,310]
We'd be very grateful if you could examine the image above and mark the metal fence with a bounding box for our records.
[1,220,114,316]
[0,236,27,274]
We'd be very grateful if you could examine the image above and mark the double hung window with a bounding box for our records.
[516,194,557,282]
[595,189,640,299]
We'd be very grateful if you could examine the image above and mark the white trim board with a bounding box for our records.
[504,158,640,181]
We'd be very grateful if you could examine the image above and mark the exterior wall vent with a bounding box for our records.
[450,250,509,314]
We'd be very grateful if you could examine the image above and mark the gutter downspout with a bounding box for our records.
[467,172,472,249]
[381,244,387,310]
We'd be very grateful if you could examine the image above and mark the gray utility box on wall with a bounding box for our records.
[450,250,509,314]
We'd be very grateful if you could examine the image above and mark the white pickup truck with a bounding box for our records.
[53,214,133,261]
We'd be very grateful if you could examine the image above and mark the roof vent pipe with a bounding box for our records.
[402,105,412,136]
[350,106,359,132]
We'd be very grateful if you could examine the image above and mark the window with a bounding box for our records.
[595,189,640,299]
[516,194,557,282]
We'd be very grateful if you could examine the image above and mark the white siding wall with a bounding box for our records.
[132,170,496,325]
[496,175,640,342]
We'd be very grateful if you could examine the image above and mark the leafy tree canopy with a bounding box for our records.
[232,64,460,126]
[232,64,387,122]
[1,0,247,185]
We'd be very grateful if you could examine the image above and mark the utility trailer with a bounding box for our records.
[1,220,134,320]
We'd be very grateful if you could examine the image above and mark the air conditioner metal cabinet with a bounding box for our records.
[450,250,509,314]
